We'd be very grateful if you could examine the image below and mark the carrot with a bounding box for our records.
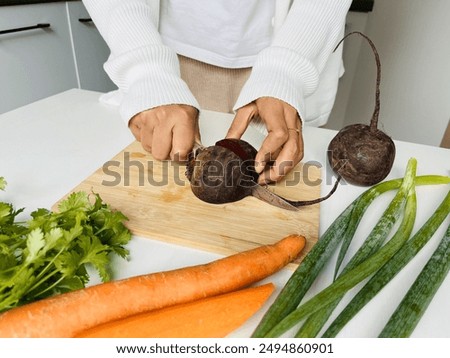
[76,282,275,338]
[0,234,305,337]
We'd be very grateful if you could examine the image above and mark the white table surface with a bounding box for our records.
[0,89,449,338]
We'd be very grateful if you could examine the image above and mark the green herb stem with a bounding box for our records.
[30,272,68,299]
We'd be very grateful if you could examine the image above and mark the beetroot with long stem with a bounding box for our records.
[328,31,396,186]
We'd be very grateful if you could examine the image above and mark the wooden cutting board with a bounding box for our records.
[54,140,321,266]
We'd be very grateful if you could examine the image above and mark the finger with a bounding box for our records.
[254,127,288,174]
[269,104,303,175]
[138,115,155,153]
[129,116,142,142]
[139,126,154,153]
[252,99,289,173]
[171,122,196,161]
[258,147,295,184]
[258,129,304,184]
[285,118,302,141]
[151,124,174,160]
[226,102,258,139]
[193,117,202,146]
[284,109,304,164]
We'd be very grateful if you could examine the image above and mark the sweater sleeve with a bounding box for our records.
[233,0,352,122]
[82,0,199,123]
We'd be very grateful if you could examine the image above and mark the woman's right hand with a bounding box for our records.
[129,104,199,161]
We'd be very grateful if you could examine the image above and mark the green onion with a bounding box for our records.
[251,173,450,338]
[295,159,415,338]
[251,199,356,337]
[379,222,450,337]
[323,189,450,337]
[265,174,418,337]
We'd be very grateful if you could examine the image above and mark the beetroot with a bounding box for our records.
[328,32,395,186]
[186,139,339,207]
[186,139,258,204]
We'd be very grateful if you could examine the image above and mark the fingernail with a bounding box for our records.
[254,161,265,174]
[258,173,275,186]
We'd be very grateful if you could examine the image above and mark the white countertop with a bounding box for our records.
[0,89,449,338]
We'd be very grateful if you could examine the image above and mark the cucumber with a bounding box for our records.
[379,222,450,337]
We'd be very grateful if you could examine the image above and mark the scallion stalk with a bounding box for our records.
[252,173,449,338]
[379,226,450,337]
[262,159,419,338]
[323,189,450,337]
[295,159,416,337]
[251,199,356,337]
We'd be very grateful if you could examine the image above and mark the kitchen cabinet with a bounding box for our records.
[66,1,115,93]
[0,2,78,113]
[0,1,115,114]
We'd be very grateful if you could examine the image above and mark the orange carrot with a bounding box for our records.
[0,234,305,338]
[76,282,275,338]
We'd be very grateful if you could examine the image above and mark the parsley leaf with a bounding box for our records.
[0,182,132,313]
[0,177,6,191]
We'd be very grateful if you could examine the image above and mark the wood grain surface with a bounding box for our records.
[54,141,322,267]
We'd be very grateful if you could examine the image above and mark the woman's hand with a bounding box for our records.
[129,104,199,161]
[226,97,304,184]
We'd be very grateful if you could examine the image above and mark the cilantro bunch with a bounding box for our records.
[0,177,132,312]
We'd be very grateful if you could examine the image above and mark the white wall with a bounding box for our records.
[326,11,369,131]
[326,0,450,147]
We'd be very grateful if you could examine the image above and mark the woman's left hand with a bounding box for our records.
[226,97,304,184]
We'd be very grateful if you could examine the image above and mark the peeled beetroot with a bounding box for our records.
[328,32,395,186]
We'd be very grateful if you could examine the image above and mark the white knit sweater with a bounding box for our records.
[82,0,351,127]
